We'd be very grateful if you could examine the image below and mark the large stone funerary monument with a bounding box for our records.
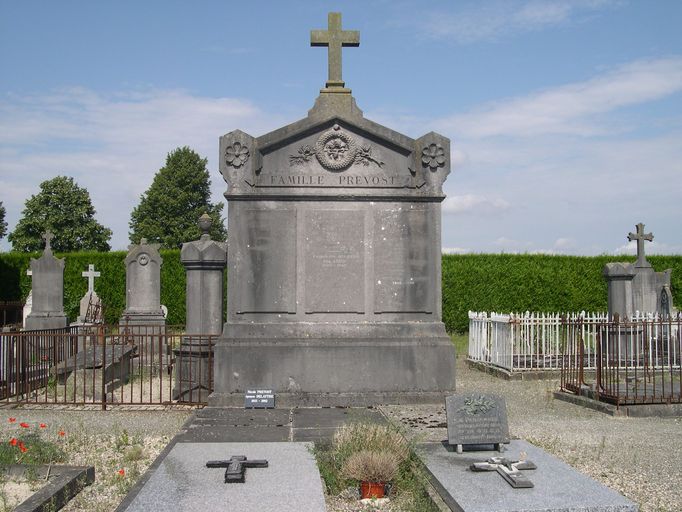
[210,13,456,406]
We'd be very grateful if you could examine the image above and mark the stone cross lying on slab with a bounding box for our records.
[470,456,537,488]
[206,456,268,483]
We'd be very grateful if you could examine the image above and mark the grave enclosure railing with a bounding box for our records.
[561,313,682,405]
[468,311,603,373]
[0,324,215,409]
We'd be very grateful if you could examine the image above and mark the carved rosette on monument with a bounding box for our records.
[211,12,456,407]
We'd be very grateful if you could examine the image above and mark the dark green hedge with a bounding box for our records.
[0,250,186,325]
[1,252,680,332]
[442,254,682,332]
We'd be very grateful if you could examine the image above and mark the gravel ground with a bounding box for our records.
[1,358,680,511]
[381,358,682,512]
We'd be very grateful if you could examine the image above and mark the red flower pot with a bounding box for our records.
[360,481,385,499]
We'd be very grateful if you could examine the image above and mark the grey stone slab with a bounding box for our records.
[446,394,510,447]
[196,407,292,425]
[176,426,290,443]
[122,442,326,512]
[25,232,68,331]
[292,407,384,428]
[418,440,638,512]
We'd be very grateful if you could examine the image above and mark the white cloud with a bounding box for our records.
[415,0,618,44]
[0,87,285,251]
[437,57,682,138]
[442,194,510,215]
[442,247,471,254]
[613,240,682,256]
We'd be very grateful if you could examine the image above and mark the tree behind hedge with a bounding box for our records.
[8,176,112,252]
[129,147,227,248]
[0,201,7,240]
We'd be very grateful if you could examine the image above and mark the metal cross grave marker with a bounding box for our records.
[82,264,101,294]
[311,12,359,89]
[470,456,537,488]
[206,455,268,483]
[627,222,653,268]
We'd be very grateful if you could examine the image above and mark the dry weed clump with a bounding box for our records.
[340,451,400,483]
[332,423,409,463]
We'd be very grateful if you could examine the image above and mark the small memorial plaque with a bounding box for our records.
[244,389,275,409]
[446,394,509,450]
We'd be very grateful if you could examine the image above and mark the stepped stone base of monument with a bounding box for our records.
[24,312,68,331]
[418,440,638,512]
[210,322,456,407]
[119,311,166,328]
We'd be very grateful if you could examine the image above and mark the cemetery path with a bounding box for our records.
[381,358,682,512]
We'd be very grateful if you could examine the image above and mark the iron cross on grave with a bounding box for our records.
[628,222,654,268]
[311,12,359,89]
[470,455,537,488]
[206,455,268,483]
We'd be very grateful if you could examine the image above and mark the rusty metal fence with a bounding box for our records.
[0,324,215,409]
[561,313,682,405]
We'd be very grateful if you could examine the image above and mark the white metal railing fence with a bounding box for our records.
[468,311,605,372]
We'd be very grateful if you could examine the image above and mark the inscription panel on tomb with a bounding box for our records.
[304,210,365,313]
[446,394,510,446]
[374,209,433,313]
[235,209,296,314]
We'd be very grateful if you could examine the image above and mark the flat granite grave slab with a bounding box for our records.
[418,440,637,512]
[122,442,325,512]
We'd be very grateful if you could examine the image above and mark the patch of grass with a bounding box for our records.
[0,433,66,467]
[313,422,439,511]
[449,332,468,357]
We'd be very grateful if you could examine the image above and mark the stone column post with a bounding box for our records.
[174,214,227,401]
[603,262,636,320]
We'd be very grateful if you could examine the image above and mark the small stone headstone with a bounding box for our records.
[446,394,509,452]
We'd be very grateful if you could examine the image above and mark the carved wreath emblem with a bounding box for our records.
[421,143,446,171]
[289,124,384,171]
[225,142,250,169]
[458,396,496,416]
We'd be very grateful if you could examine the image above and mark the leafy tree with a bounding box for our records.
[129,146,226,248]
[8,176,112,252]
[0,202,6,240]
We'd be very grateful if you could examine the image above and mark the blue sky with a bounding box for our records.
[1,0,681,254]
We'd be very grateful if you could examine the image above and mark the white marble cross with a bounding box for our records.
[82,264,101,294]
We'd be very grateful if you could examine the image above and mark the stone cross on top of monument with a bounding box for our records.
[42,231,54,252]
[311,12,359,90]
[82,264,100,294]
[628,222,653,268]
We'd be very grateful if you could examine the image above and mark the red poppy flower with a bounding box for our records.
[58,430,66,437]
[8,418,16,423]
[19,442,27,453]
[19,422,29,428]
[39,423,47,429]
[118,469,125,476]
[9,438,17,446]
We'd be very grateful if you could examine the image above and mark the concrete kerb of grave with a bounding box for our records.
[3,464,95,512]
[553,390,682,418]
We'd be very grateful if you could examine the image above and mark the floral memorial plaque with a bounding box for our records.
[446,394,510,452]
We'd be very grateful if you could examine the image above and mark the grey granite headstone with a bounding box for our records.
[24,232,68,331]
[418,440,638,512]
[120,238,165,327]
[173,214,227,401]
[604,223,677,319]
[446,394,509,452]
[122,442,326,512]
[211,12,456,407]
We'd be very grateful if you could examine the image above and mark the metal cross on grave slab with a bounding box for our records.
[82,264,101,294]
[206,455,268,483]
[311,12,359,89]
[628,222,654,268]
[470,456,537,488]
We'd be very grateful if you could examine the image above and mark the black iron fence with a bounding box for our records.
[561,313,682,405]
[0,324,215,409]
